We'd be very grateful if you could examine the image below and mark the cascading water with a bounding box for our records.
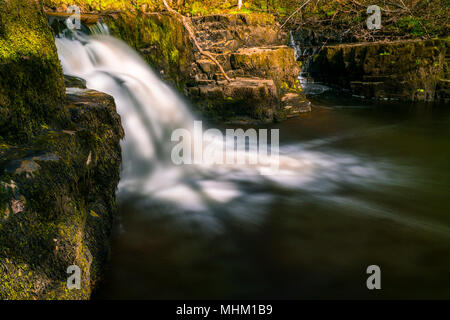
[55,29,448,232]
[289,30,330,96]
[54,28,450,299]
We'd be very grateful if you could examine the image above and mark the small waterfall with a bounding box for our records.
[289,29,331,96]
[55,31,403,227]
[55,32,318,206]
[56,34,200,197]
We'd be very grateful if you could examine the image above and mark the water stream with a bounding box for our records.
[55,33,450,299]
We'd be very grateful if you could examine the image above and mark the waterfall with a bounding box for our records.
[55,31,406,228]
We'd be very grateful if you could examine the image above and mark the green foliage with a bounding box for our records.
[397,16,426,36]
[44,0,162,12]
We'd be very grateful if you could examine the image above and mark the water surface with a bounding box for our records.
[96,96,450,300]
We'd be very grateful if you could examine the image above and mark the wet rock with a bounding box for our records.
[104,12,195,90]
[191,78,279,122]
[64,75,87,89]
[281,93,312,117]
[185,16,308,122]
[308,38,450,102]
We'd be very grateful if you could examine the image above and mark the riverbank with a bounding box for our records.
[44,0,449,112]
[0,1,123,299]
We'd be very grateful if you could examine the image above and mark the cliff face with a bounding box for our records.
[0,1,123,299]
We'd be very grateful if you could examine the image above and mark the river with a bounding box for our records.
[56,33,450,300]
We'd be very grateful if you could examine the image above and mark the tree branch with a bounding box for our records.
[161,0,232,82]
[280,0,312,29]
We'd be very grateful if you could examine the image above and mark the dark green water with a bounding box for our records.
[95,96,450,300]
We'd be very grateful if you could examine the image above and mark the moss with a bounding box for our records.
[44,0,162,12]
[309,39,449,101]
[0,88,123,300]
[230,46,301,88]
[104,12,194,89]
[0,0,65,144]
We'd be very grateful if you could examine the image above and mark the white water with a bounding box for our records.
[54,33,449,235]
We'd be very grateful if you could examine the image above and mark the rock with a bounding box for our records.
[47,12,101,26]
[64,75,87,89]
[436,79,450,103]
[0,0,65,143]
[230,46,301,87]
[191,78,279,122]
[104,11,309,122]
[281,93,312,117]
[196,59,217,75]
[10,198,25,214]
[185,18,308,122]
[191,14,287,49]
[309,38,450,102]
[104,12,195,90]
[0,87,123,299]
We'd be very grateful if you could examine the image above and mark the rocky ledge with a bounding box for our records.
[104,12,310,123]
[187,14,310,122]
[307,38,450,102]
[0,77,123,299]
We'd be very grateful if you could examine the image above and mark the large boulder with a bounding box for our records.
[189,78,279,123]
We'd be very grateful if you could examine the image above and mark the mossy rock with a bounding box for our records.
[104,12,194,90]
[230,46,301,89]
[309,38,449,101]
[0,88,123,300]
[0,0,65,143]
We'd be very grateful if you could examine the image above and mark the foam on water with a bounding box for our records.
[55,33,447,236]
